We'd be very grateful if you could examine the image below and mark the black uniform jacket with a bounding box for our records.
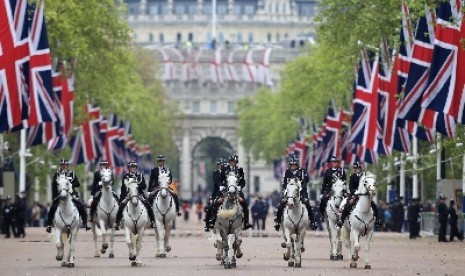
[148,166,172,192]
[52,170,80,199]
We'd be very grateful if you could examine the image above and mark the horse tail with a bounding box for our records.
[217,206,237,219]
[341,225,350,249]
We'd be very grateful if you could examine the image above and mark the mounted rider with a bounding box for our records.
[336,161,381,227]
[319,156,347,221]
[87,160,118,222]
[204,158,225,231]
[114,161,156,229]
[218,154,253,230]
[46,158,89,233]
[274,155,318,231]
[148,154,181,216]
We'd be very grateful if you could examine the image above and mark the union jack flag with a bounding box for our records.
[421,0,464,127]
[0,0,30,132]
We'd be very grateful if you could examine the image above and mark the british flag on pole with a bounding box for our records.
[421,0,465,126]
[350,49,380,163]
[0,0,30,132]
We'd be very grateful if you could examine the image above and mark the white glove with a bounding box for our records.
[219,186,225,192]
[124,179,131,186]
[237,186,242,192]
[87,197,93,207]
[319,194,323,200]
[98,181,102,186]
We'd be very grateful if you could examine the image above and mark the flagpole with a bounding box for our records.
[400,152,405,200]
[0,134,4,196]
[212,0,216,40]
[19,129,27,193]
[412,137,419,199]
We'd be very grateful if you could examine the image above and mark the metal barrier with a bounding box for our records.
[420,212,464,235]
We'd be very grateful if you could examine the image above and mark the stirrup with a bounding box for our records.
[114,223,120,230]
[274,224,280,231]
[336,219,343,227]
[46,226,52,233]
[150,221,156,228]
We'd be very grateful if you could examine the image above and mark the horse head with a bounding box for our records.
[158,171,171,198]
[285,178,301,208]
[331,178,345,208]
[56,174,72,200]
[100,169,113,189]
[358,171,377,196]
[226,172,238,199]
[126,180,140,206]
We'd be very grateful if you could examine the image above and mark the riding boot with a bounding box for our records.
[46,200,59,233]
[114,203,126,230]
[371,201,382,226]
[89,192,101,222]
[171,192,181,216]
[240,201,252,230]
[142,199,156,228]
[204,204,212,232]
[337,202,352,227]
[319,197,328,221]
[73,199,89,230]
[274,202,285,231]
[305,201,318,230]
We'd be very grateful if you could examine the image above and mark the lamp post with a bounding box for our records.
[394,153,406,200]
[19,129,33,193]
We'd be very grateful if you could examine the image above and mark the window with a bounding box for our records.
[210,100,217,113]
[149,5,158,15]
[248,32,254,43]
[177,33,182,42]
[148,33,153,42]
[188,32,194,42]
[227,101,235,113]
[193,101,200,113]
[276,32,280,42]
[204,4,212,14]
[244,5,255,15]
[233,4,241,15]
[217,4,227,15]
[267,33,272,42]
[159,33,164,43]
[187,4,197,14]
[236,32,242,43]
[175,4,185,15]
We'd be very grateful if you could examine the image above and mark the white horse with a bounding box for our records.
[122,180,149,266]
[341,171,377,269]
[53,174,80,268]
[91,169,119,258]
[214,172,244,269]
[152,170,177,258]
[325,175,346,261]
[280,178,308,268]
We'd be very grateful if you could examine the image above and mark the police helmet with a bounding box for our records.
[289,155,299,165]
[59,158,70,165]
[156,155,166,162]
[439,194,446,200]
[99,160,109,166]
[229,154,239,163]
[216,158,224,165]
[352,161,362,169]
[330,156,340,163]
[127,161,138,168]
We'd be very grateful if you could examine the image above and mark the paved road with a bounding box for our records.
[1,219,464,276]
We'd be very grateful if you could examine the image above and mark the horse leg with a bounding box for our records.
[364,229,373,269]
[156,220,166,258]
[91,223,100,257]
[336,227,343,260]
[165,222,171,253]
[222,234,230,269]
[294,233,302,268]
[55,228,64,263]
[108,225,116,258]
[135,229,143,266]
[99,219,108,254]
[67,230,76,268]
[350,230,359,268]
[125,227,135,261]
[235,230,243,259]
[283,228,292,264]
[328,219,338,260]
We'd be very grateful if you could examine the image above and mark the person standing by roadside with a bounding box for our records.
[449,199,464,241]
[437,194,449,242]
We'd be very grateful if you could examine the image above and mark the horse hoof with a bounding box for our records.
[288,261,294,267]
[166,246,171,252]
[352,255,359,261]
[131,262,137,267]
[56,256,63,261]
[231,263,236,268]
[301,247,305,253]
[102,243,109,250]
[109,253,114,258]
[350,263,357,268]
[283,254,289,261]
[295,263,301,268]
[337,255,343,260]
[224,263,231,269]
[364,264,371,269]
[94,254,100,258]
[280,242,286,248]
[129,255,136,261]
[67,263,74,268]
[61,261,67,267]
[159,253,166,258]
[216,254,222,261]
[100,249,106,254]
[330,255,338,261]
[236,252,243,259]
